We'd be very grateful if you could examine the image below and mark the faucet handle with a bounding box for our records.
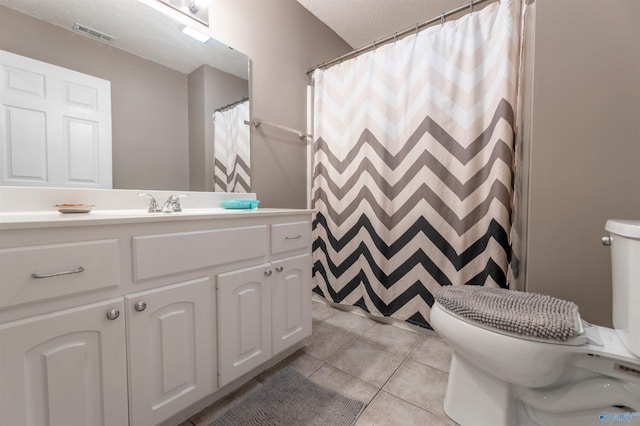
[161,194,189,213]
[139,193,160,213]
[172,194,189,212]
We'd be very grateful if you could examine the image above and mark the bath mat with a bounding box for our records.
[434,286,581,342]
[209,367,365,426]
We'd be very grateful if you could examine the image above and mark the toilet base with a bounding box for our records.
[443,352,518,426]
[444,351,640,426]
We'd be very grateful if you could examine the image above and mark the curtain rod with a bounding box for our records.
[306,0,493,75]
[214,97,249,113]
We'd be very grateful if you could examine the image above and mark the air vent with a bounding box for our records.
[72,23,116,43]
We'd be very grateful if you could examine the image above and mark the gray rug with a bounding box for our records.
[210,368,365,426]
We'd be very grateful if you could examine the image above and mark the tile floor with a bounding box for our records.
[182,299,457,426]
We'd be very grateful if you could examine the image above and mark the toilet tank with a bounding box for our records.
[605,219,640,357]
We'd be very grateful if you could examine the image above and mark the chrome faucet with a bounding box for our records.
[161,194,189,213]
[139,193,189,213]
[138,193,161,213]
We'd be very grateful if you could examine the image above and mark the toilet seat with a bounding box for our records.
[434,286,586,345]
[439,304,588,346]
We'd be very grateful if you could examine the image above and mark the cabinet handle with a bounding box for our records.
[106,308,120,320]
[285,235,303,240]
[31,266,85,279]
[134,301,147,312]
[264,269,273,277]
[275,265,284,272]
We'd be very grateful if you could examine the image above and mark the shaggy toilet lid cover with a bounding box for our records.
[434,286,581,342]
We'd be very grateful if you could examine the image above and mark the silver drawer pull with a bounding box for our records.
[134,301,147,312]
[31,266,85,279]
[106,308,120,321]
[285,235,303,240]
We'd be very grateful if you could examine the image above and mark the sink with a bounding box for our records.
[92,208,229,216]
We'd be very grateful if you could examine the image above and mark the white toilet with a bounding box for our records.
[430,219,640,426]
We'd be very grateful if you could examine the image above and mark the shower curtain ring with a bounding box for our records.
[415,23,419,34]
[470,0,474,12]
[441,12,445,26]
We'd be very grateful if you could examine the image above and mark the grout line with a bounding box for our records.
[313,360,381,406]
[377,351,409,391]
[409,359,451,375]
[377,389,450,422]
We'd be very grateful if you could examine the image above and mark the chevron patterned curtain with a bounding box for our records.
[213,100,251,192]
[311,0,521,328]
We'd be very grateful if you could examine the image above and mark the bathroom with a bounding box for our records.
[1,0,639,425]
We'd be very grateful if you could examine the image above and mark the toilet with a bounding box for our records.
[430,219,640,426]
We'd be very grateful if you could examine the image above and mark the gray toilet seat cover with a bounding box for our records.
[434,286,581,342]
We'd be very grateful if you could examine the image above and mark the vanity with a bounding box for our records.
[0,188,313,426]
[0,0,310,422]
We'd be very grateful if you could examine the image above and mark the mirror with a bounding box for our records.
[0,0,250,192]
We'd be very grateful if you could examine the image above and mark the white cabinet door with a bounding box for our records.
[126,277,215,426]
[217,263,272,387]
[272,254,312,355]
[0,298,128,426]
[0,49,112,188]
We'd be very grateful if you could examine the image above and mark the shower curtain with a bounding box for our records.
[311,0,521,328]
[213,100,250,192]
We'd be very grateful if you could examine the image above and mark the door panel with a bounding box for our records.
[0,298,128,426]
[217,263,271,387]
[272,254,312,355]
[126,277,214,426]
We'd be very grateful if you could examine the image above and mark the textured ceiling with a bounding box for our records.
[2,0,490,75]
[296,0,487,48]
[0,0,248,78]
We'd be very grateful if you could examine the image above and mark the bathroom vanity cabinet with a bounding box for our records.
[218,253,311,387]
[0,209,312,426]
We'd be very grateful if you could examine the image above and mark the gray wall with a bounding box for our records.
[524,0,640,326]
[207,0,351,208]
[0,5,190,191]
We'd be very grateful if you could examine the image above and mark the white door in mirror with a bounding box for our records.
[0,50,112,188]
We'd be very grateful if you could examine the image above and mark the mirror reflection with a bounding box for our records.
[0,0,250,192]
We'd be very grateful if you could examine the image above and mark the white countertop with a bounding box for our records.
[0,186,314,230]
[0,208,315,230]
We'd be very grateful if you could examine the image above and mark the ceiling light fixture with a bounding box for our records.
[187,1,200,14]
[158,0,209,26]
[181,26,210,43]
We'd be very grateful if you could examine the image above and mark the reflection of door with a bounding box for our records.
[0,50,112,188]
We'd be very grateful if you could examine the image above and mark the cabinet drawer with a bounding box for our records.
[271,221,311,255]
[133,225,269,281]
[0,239,120,308]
